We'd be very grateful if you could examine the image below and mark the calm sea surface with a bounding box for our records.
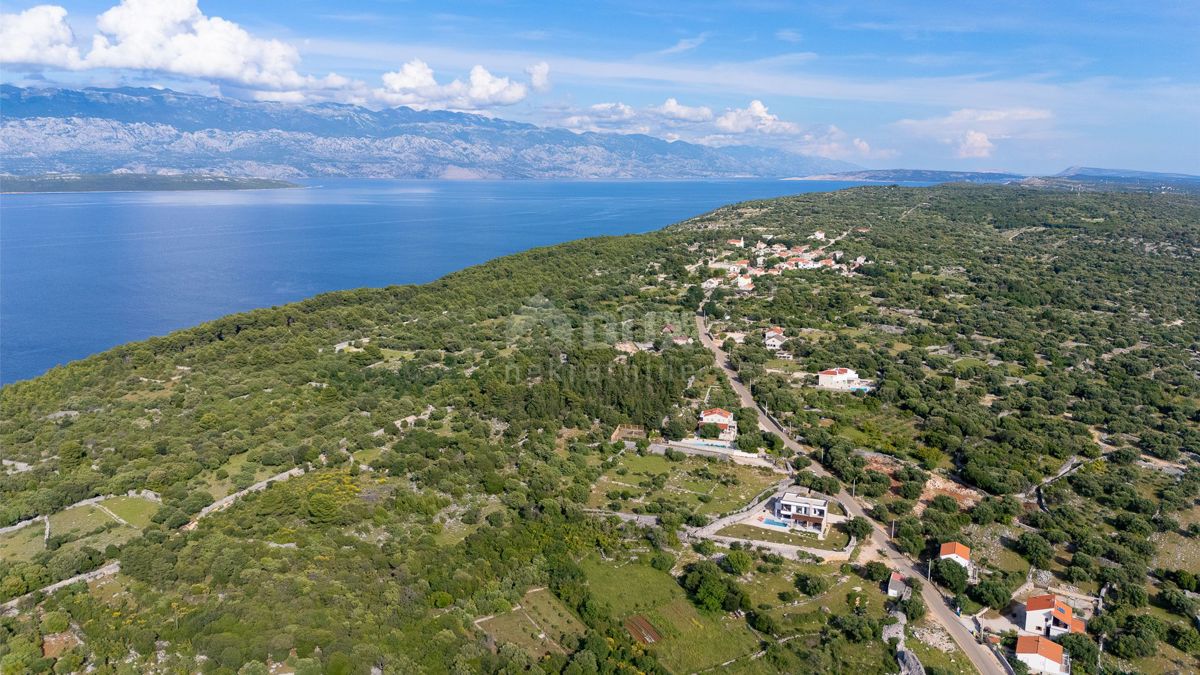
[1,178,869,383]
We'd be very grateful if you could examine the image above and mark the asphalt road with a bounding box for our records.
[695,312,1005,675]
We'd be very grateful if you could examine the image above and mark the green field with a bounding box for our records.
[580,554,760,672]
[101,496,159,529]
[0,522,46,561]
[48,504,140,553]
[718,522,851,551]
[478,588,586,657]
[589,452,780,516]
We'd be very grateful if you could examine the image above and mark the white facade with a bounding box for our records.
[773,492,828,535]
[818,367,858,388]
[699,409,738,442]
[1016,653,1065,675]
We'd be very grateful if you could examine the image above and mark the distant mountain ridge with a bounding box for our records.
[0,85,858,179]
[793,169,1024,183]
[797,166,1199,194]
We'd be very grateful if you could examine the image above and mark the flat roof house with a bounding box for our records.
[1015,636,1067,675]
[938,541,971,571]
[1024,594,1086,637]
[773,492,829,537]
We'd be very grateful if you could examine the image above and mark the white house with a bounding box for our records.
[817,367,874,392]
[818,367,858,388]
[1024,594,1086,637]
[938,541,972,571]
[699,408,738,442]
[702,278,721,290]
[764,327,786,351]
[887,572,907,599]
[773,492,828,537]
[1015,636,1067,675]
[809,230,826,240]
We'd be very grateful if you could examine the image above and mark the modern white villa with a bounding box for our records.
[773,491,829,537]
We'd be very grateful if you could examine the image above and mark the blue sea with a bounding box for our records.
[0,178,869,383]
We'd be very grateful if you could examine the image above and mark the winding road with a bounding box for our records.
[695,311,1005,675]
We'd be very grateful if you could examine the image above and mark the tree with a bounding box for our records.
[1016,532,1052,569]
[1059,634,1098,674]
[932,559,968,594]
[845,516,872,540]
[969,579,1012,610]
[898,595,926,622]
[723,550,753,576]
[795,572,831,596]
[861,561,890,583]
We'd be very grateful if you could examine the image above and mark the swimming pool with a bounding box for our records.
[763,518,790,528]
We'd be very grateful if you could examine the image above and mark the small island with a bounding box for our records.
[0,173,300,194]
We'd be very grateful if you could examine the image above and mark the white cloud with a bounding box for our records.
[715,100,799,134]
[0,5,82,68]
[651,97,712,122]
[378,59,528,110]
[526,61,550,91]
[88,0,341,90]
[0,0,345,93]
[775,29,802,44]
[0,1,543,110]
[560,102,641,131]
[656,34,708,56]
[956,130,994,158]
[894,107,1053,159]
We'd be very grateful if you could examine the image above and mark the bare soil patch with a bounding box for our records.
[625,614,662,644]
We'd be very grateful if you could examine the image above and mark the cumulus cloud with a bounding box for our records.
[715,100,800,134]
[651,97,712,122]
[526,61,550,91]
[956,130,994,158]
[894,107,1053,159]
[0,0,345,93]
[560,102,647,132]
[378,59,528,110]
[0,5,82,68]
[0,1,544,110]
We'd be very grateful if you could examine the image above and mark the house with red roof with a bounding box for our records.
[817,367,874,392]
[1024,594,1087,637]
[938,541,972,571]
[1014,635,1067,674]
[699,408,738,441]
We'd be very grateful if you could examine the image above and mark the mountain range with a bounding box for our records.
[0,85,858,180]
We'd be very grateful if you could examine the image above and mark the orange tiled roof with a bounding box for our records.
[939,541,971,559]
[1026,594,1059,612]
[1016,636,1063,663]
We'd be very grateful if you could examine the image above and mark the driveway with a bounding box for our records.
[697,311,1005,675]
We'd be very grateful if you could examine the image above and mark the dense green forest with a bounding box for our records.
[1,185,1197,674]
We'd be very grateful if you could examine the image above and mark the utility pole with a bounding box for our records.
[890,519,895,539]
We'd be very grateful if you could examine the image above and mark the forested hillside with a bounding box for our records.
[1,186,1197,674]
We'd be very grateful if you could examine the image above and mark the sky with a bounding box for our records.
[1,0,1198,174]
